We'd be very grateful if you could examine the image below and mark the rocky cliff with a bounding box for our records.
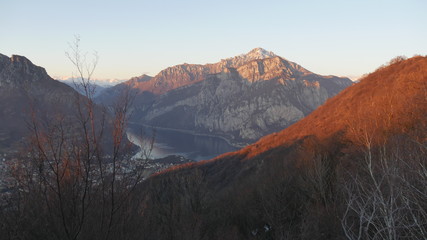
[139,53,351,146]
[97,48,279,97]
[97,49,352,146]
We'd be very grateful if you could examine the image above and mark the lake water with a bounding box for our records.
[127,124,238,161]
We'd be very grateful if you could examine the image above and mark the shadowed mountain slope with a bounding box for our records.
[0,54,78,150]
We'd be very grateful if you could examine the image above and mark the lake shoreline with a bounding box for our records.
[126,122,240,161]
[128,122,247,149]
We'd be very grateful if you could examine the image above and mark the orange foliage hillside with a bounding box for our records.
[142,56,427,239]
[158,56,427,174]
[229,56,427,159]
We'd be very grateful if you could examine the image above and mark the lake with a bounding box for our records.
[127,124,238,161]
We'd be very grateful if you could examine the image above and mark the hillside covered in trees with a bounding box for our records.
[0,56,426,240]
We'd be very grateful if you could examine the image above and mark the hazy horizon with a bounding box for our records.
[2,0,426,81]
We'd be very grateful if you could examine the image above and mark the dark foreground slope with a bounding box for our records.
[139,56,427,239]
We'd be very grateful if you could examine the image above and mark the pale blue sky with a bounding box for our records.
[1,0,426,80]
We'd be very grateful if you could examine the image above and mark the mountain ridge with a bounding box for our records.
[96,48,352,146]
[0,54,79,150]
[103,48,312,95]
[118,48,352,145]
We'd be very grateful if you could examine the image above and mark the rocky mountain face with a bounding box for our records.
[0,54,78,150]
[98,48,352,146]
[0,54,74,94]
[98,48,279,97]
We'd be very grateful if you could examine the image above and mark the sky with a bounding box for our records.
[1,0,426,81]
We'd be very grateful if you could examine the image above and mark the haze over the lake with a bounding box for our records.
[2,0,426,81]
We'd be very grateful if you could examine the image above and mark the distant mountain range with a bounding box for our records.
[0,49,352,151]
[97,48,352,146]
[58,77,109,97]
[56,76,127,87]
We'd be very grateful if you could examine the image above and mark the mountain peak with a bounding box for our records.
[0,53,49,86]
[245,47,276,59]
[129,74,152,83]
[219,48,278,69]
[10,54,32,64]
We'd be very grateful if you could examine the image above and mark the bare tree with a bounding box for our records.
[1,36,150,240]
[341,135,427,240]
